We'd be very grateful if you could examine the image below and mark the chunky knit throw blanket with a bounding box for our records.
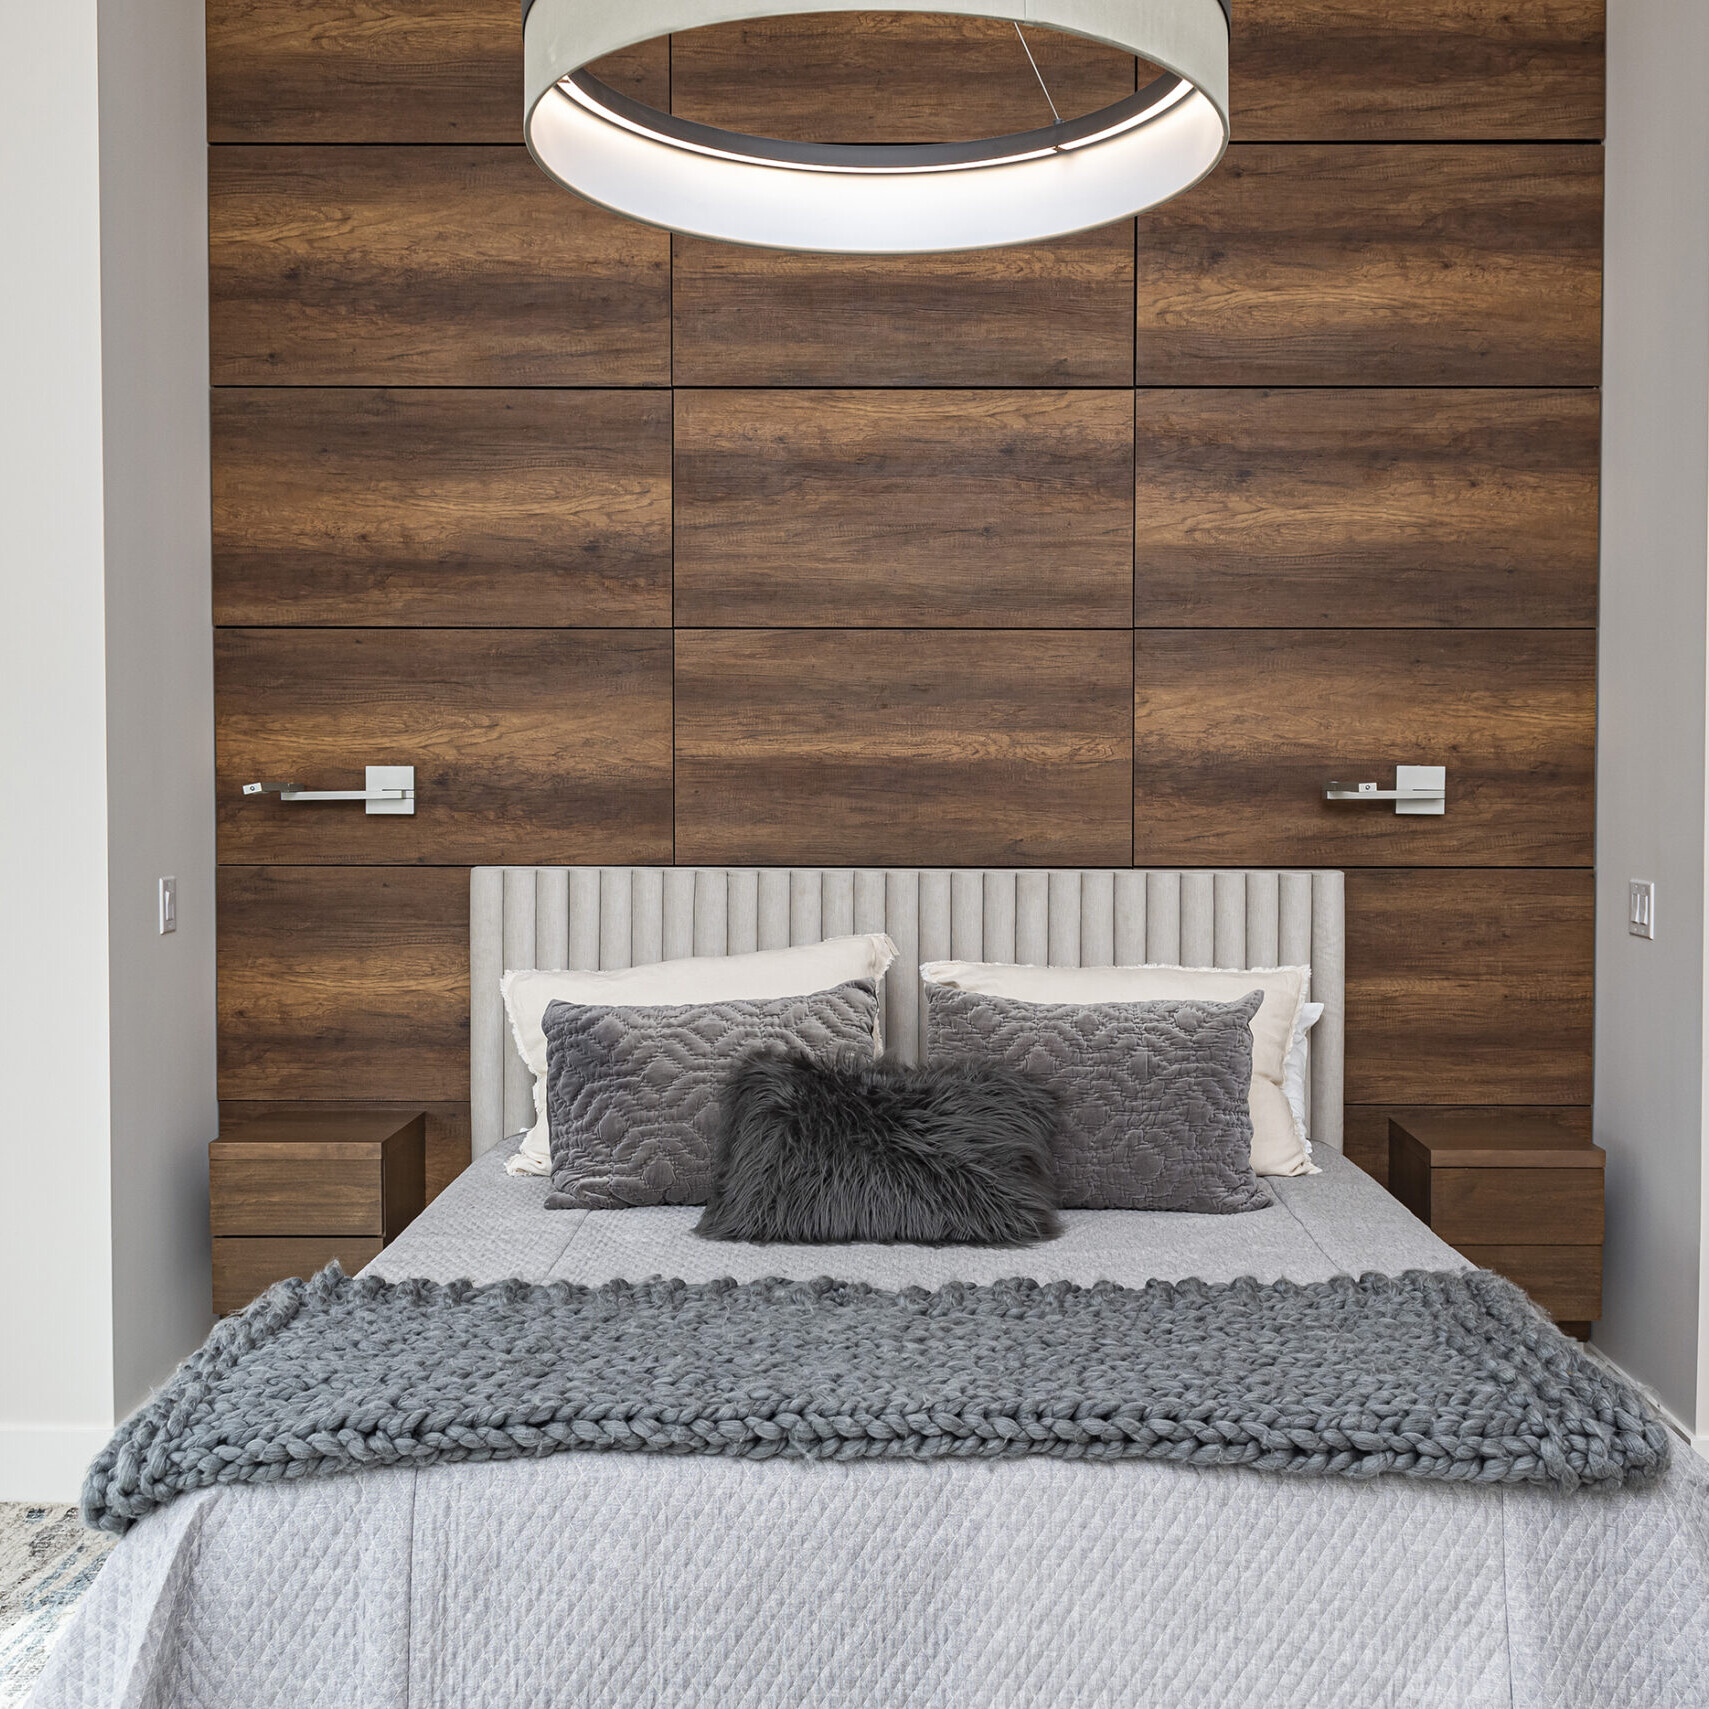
[84,1265,1669,1534]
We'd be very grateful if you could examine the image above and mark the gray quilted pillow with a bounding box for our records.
[924,984,1271,1213]
[543,979,880,1209]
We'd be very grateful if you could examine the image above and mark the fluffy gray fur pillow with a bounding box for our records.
[543,980,879,1210]
[924,984,1271,1213]
[695,1049,1063,1246]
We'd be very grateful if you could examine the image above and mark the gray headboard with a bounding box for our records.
[469,867,1345,1159]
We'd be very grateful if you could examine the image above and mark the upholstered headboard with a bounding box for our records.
[469,867,1345,1159]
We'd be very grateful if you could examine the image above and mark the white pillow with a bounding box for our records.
[502,934,899,1176]
[919,960,1316,1177]
[1283,1001,1326,1156]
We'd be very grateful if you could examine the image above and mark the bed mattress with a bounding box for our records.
[32,1147,1709,1709]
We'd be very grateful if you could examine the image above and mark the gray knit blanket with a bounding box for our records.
[84,1265,1669,1535]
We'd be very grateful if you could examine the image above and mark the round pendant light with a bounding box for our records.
[521,1,1231,255]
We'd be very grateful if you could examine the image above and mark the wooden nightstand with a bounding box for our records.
[210,1109,427,1315]
[1388,1114,1604,1339]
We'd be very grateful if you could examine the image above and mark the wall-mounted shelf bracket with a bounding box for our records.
[243,765,416,816]
[1323,765,1445,816]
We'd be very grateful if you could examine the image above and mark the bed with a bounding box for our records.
[31,869,1709,1709]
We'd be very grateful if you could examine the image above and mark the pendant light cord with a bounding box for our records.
[1013,23,1063,125]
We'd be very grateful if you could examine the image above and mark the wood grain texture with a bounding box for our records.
[1133,630,1595,866]
[207,0,665,142]
[212,390,672,627]
[214,1237,385,1315]
[209,147,670,385]
[1232,0,1604,142]
[670,13,1136,141]
[1390,1111,1602,1166]
[675,390,1133,628]
[672,226,1134,387]
[675,630,1133,867]
[215,629,673,865]
[1344,1104,1591,1187]
[1134,389,1600,627]
[1455,1245,1603,1322]
[210,1147,386,1236]
[218,867,470,1101]
[1344,870,1594,1105]
[222,1101,471,1203]
[1430,1168,1604,1244]
[1137,145,1603,386]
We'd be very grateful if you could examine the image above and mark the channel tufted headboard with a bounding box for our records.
[470,867,1344,1160]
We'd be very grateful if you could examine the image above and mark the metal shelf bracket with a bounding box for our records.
[1323,765,1445,816]
[243,765,416,816]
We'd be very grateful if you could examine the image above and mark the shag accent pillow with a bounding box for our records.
[543,980,879,1210]
[696,1049,1062,1246]
[924,984,1271,1213]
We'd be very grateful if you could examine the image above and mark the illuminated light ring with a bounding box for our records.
[522,0,1231,255]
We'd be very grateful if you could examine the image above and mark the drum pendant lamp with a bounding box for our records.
[521,1,1231,255]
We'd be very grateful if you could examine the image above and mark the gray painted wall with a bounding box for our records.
[0,0,214,1500]
[1594,0,1709,1433]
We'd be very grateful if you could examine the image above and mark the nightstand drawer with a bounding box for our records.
[1429,1168,1604,1245]
[210,1143,385,1236]
[1456,1244,1603,1323]
[213,1236,384,1316]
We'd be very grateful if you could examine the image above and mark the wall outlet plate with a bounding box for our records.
[1630,879,1656,939]
[1395,764,1446,816]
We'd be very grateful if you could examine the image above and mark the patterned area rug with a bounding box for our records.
[0,1505,114,1708]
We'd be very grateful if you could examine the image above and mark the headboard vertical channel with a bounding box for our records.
[470,868,1346,1162]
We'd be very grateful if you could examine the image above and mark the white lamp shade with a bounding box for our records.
[522,0,1231,255]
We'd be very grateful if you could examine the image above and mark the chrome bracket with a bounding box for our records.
[1324,765,1445,816]
[243,765,416,816]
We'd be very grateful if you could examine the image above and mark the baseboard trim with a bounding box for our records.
[1580,1344,1709,1463]
[0,1424,112,1504]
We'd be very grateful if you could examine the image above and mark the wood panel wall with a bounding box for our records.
[207,3,1603,1199]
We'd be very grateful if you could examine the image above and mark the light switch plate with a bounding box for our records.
[1630,879,1656,939]
[159,877,177,935]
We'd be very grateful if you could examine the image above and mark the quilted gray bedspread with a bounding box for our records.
[33,1146,1709,1709]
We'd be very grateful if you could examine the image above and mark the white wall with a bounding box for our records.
[1594,0,1709,1433]
[0,0,215,1500]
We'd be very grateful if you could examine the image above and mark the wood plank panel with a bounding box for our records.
[215,630,674,865]
[1455,1245,1603,1322]
[218,866,470,1100]
[1431,1168,1604,1244]
[670,13,1135,141]
[672,226,1134,387]
[221,1100,471,1202]
[209,147,670,385]
[1137,145,1603,385]
[1134,389,1600,628]
[1133,630,1595,866]
[214,1237,385,1315]
[675,631,1133,867]
[1233,0,1604,142]
[675,390,1133,628]
[210,1147,385,1236]
[212,390,671,627]
[207,0,666,143]
[1344,870,1594,1105]
[1343,1104,1591,1187]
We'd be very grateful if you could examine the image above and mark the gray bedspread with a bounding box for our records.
[33,1146,1709,1709]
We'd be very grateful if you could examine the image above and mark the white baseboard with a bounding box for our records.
[1580,1344,1709,1463]
[0,1424,112,1504]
